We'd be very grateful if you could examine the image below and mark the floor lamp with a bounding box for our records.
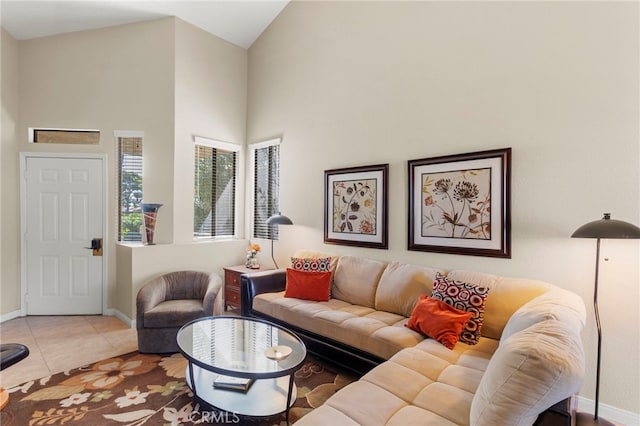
[266,212,293,269]
[571,213,640,425]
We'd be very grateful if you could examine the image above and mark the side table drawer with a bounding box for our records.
[225,284,241,308]
[224,269,242,310]
[223,265,274,311]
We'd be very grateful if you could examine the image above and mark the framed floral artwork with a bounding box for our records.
[408,148,511,258]
[324,164,388,249]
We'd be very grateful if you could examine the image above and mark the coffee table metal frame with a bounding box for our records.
[176,315,307,424]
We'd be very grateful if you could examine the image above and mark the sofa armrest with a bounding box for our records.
[240,270,287,316]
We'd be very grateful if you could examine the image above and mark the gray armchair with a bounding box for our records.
[136,271,223,353]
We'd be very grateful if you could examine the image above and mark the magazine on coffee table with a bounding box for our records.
[213,375,255,392]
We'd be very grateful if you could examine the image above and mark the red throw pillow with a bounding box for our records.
[406,295,474,350]
[284,268,332,302]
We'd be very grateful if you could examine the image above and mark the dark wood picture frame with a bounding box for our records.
[408,148,511,258]
[324,164,388,249]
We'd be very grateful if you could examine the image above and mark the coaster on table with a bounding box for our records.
[264,345,292,360]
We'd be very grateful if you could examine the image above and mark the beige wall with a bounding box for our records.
[1,28,20,313]
[1,17,249,320]
[3,18,176,318]
[114,19,250,319]
[173,18,248,243]
[247,1,639,416]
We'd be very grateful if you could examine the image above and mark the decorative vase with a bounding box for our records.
[250,257,260,269]
[245,244,261,268]
[246,253,260,269]
[142,203,163,245]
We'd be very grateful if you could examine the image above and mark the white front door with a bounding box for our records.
[23,155,105,315]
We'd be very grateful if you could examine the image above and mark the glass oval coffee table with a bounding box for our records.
[177,316,306,423]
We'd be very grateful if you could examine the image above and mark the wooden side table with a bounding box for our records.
[223,265,273,311]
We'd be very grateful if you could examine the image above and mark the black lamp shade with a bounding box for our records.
[266,213,293,226]
[571,213,640,239]
[265,213,293,270]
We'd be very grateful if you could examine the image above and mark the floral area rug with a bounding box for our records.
[0,352,358,425]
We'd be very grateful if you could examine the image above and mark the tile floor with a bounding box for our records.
[0,315,138,389]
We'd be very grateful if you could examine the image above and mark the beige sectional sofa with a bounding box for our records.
[241,250,586,425]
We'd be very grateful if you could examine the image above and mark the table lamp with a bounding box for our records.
[571,213,640,425]
[266,212,293,268]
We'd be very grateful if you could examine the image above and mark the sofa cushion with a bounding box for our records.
[298,337,499,426]
[432,273,490,345]
[406,295,473,349]
[447,270,552,339]
[284,268,332,301]
[375,261,442,317]
[470,319,585,426]
[295,405,361,426]
[253,291,424,359]
[143,299,205,328]
[332,256,387,308]
[321,380,409,424]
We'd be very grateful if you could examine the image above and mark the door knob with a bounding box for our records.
[84,238,103,256]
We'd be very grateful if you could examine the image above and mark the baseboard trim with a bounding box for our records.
[576,396,640,425]
[0,310,23,323]
[104,308,135,328]
[1,309,135,328]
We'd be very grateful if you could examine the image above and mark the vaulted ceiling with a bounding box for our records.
[1,1,289,49]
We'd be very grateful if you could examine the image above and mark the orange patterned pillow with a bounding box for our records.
[284,268,332,302]
[406,295,474,349]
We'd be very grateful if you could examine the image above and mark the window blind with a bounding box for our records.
[253,144,280,239]
[194,144,237,238]
[116,137,143,242]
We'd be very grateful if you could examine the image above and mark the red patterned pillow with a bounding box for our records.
[406,295,473,349]
[284,268,332,302]
[431,272,490,345]
[290,257,332,272]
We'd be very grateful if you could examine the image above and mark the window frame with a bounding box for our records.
[115,130,144,243]
[249,137,282,240]
[193,136,241,240]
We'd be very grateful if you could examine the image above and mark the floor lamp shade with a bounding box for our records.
[266,213,293,268]
[571,213,640,425]
[572,213,640,239]
[266,213,294,226]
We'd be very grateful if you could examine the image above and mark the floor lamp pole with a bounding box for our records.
[592,238,602,421]
[270,238,278,269]
[572,213,640,426]
[578,237,614,425]
[576,237,614,426]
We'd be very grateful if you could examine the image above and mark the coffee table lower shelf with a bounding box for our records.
[184,365,297,417]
